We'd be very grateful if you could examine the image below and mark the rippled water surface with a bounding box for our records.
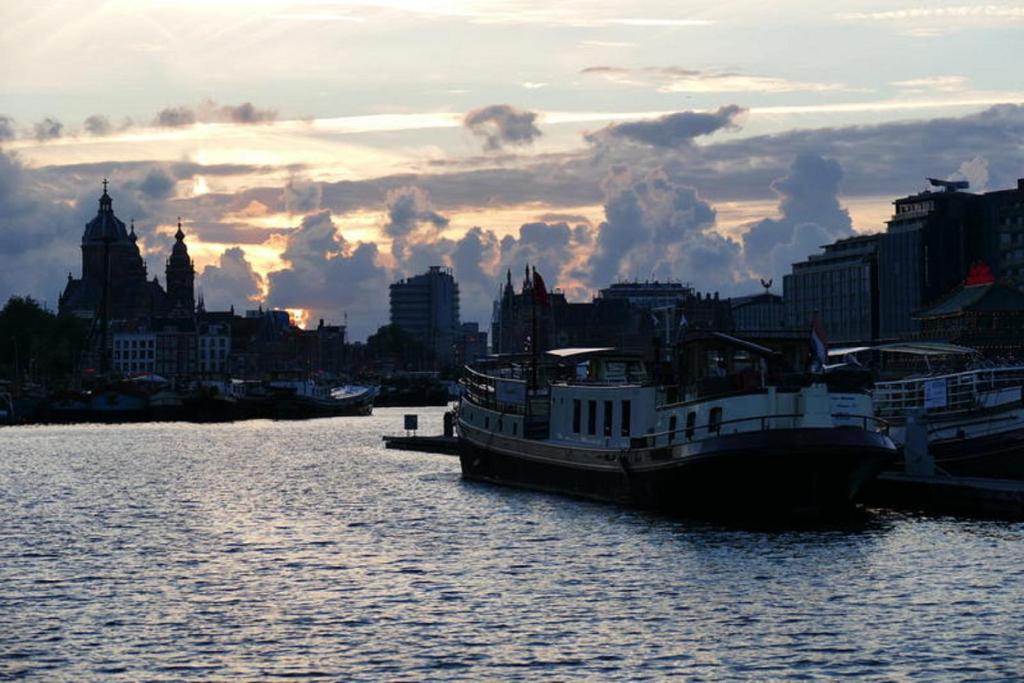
[2,407,1022,680]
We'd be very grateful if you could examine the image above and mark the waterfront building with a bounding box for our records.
[783,234,879,343]
[984,179,1024,283]
[152,317,199,382]
[454,322,488,367]
[198,321,231,376]
[389,266,461,369]
[112,331,157,375]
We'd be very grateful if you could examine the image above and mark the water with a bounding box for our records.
[1,407,1022,680]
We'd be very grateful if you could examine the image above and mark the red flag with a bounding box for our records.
[532,268,549,307]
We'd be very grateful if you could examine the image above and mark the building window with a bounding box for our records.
[603,400,613,436]
[685,412,696,439]
[587,400,597,435]
[572,399,581,433]
[621,400,631,436]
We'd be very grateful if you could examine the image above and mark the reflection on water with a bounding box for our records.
[1,408,1022,680]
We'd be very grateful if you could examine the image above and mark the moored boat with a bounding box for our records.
[458,333,896,520]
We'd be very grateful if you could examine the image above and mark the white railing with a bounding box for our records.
[874,365,1024,418]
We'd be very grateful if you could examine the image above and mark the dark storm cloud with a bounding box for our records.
[155,106,197,127]
[0,116,14,142]
[33,117,63,141]
[83,115,112,136]
[589,105,745,148]
[219,102,277,124]
[464,104,542,151]
[197,247,264,310]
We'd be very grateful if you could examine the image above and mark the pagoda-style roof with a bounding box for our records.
[915,281,1024,319]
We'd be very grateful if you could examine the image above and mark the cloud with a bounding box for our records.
[581,66,849,93]
[953,155,989,191]
[0,116,14,142]
[218,101,277,124]
[84,115,112,136]
[0,151,80,306]
[137,168,176,200]
[383,186,449,238]
[155,106,196,127]
[589,166,741,291]
[742,154,854,283]
[265,211,391,339]
[588,105,745,148]
[33,117,63,141]
[891,76,968,92]
[197,247,264,310]
[281,177,322,214]
[464,104,542,151]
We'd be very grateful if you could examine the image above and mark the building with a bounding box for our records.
[58,182,197,324]
[152,317,199,382]
[198,320,231,376]
[730,290,786,333]
[783,234,879,343]
[914,262,1024,355]
[389,266,461,369]
[877,183,986,339]
[492,269,732,356]
[984,179,1024,283]
[454,322,488,367]
[111,331,157,376]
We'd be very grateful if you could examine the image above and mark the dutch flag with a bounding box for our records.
[810,313,828,372]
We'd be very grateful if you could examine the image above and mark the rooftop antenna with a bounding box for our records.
[761,278,773,293]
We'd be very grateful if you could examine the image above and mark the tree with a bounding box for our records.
[0,297,88,385]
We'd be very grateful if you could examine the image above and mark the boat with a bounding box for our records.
[457,332,896,520]
[262,379,378,419]
[845,342,1024,479]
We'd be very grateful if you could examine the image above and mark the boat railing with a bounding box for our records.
[461,366,548,416]
[634,412,889,448]
[874,365,1024,417]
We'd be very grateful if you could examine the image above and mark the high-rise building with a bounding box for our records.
[389,266,461,369]
[784,234,879,343]
[877,185,985,339]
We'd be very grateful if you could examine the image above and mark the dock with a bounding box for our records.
[382,434,460,455]
[869,472,1024,520]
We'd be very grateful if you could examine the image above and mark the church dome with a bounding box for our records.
[82,180,130,244]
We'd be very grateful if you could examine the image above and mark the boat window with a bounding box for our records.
[669,415,677,443]
[572,399,581,433]
[685,412,696,439]
[485,415,490,429]
[621,400,631,436]
[709,407,723,434]
[587,400,597,435]
[498,418,503,432]
[513,421,518,436]
[603,400,613,436]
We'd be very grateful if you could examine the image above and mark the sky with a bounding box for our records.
[1,0,1023,339]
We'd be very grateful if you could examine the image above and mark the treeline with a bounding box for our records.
[0,297,89,386]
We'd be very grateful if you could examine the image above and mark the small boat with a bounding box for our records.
[458,333,895,520]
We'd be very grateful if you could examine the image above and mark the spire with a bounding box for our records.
[129,218,137,242]
[175,217,185,241]
[98,178,113,213]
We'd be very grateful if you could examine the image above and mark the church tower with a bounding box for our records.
[165,218,195,315]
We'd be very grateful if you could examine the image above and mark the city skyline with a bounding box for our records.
[2,0,1024,339]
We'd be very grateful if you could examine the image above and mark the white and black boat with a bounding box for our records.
[457,333,895,519]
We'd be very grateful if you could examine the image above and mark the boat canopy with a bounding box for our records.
[709,332,780,357]
[545,347,617,358]
[828,342,978,357]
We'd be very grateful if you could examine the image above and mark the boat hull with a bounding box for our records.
[458,422,895,519]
